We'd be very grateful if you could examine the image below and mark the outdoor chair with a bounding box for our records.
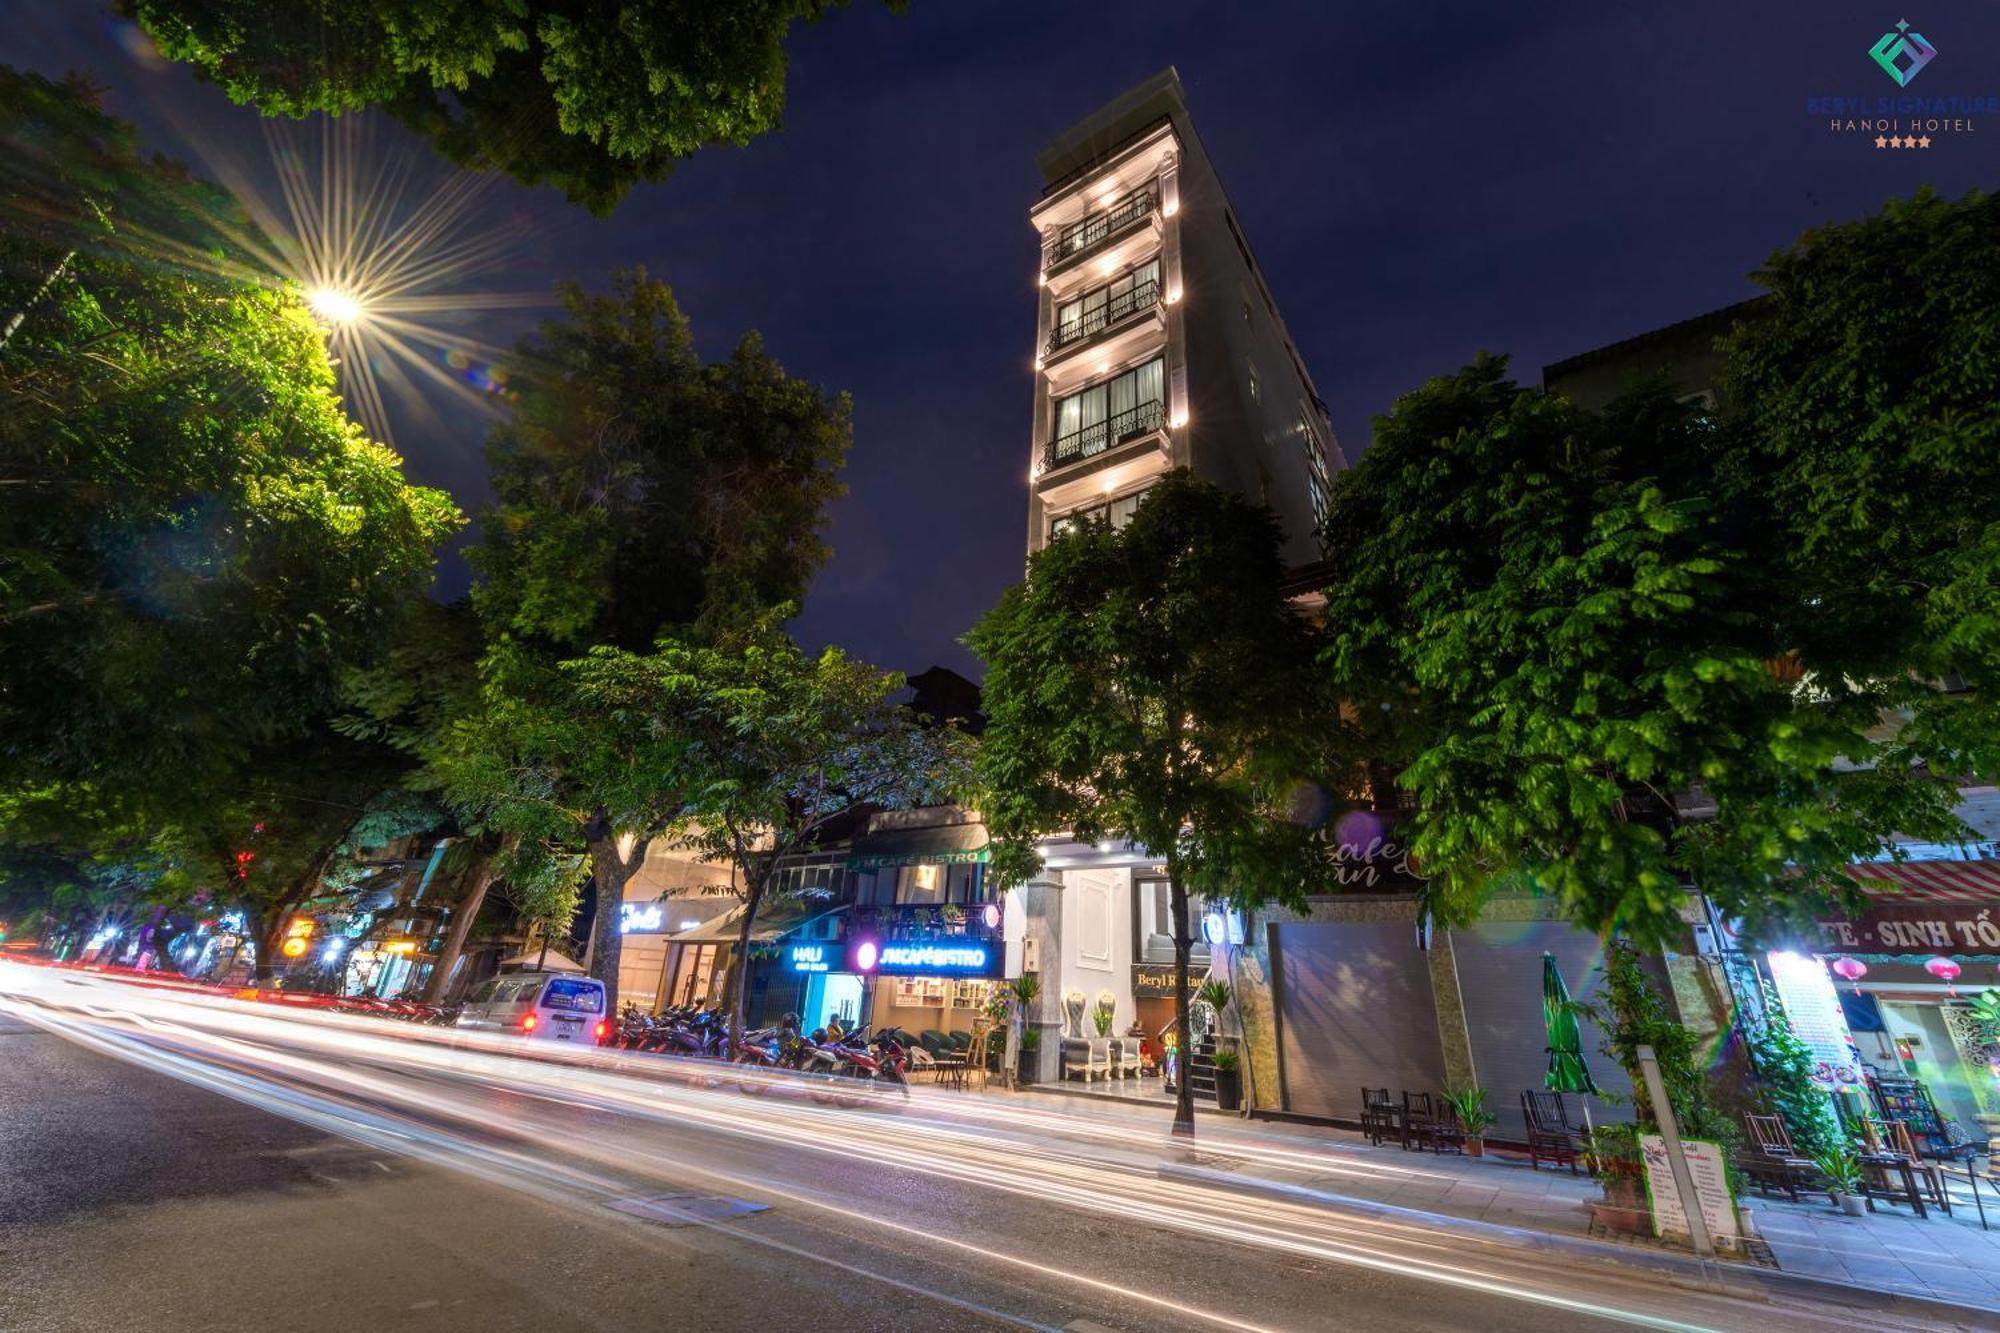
[1738,1114,1825,1203]
[1852,1118,1938,1218]
[1408,1097,1465,1156]
[1400,1091,1439,1152]
[1521,1091,1591,1175]
[1059,1036,1109,1083]
[1885,1119,1953,1215]
[1113,1037,1143,1079]
[1359,1088,1397,1146]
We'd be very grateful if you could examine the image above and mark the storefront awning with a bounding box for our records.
[1849,856,2000,904]
[666,900,843,944]
[846,824,990,870]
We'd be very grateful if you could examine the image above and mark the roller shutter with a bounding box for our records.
[1448,923,1636,1141]
[1272,921,1445,1121]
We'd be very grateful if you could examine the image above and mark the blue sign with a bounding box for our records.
[846,937,1003,978]
[787,943,831,973]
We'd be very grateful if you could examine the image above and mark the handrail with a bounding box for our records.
[1045,397,1165,472]
[1047,277,1161,354]
[1044,190,1157,270]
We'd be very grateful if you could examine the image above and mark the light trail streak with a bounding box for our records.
[0,963,1791,1332]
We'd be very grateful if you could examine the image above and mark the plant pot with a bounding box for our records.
[1016,1047,1039,1086]
[1836,1192,1866,1217]
[1214,1066,1242,1112]
[1465,1137,1485,1158]
[1591,1199,1653,1236]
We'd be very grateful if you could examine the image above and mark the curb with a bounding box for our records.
[1158,1161,2000,1327]
[1021,1082,1231,1115]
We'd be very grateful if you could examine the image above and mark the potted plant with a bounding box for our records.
[1443,1085,1497,1157]
[1197,977,1232,1017]
[1017,1028,1042,1085]
[1813,1145,1867,1216]
[1211,1047,1243,1111]
[1007,972,1041,1085]
[1587,1124,1650,1235]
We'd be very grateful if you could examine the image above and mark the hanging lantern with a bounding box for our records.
[1831,957,1868,992]
[1925,955,1962,996]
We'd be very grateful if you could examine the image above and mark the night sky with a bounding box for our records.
[8,2,1997,678]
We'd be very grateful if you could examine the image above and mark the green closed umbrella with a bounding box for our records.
[1543,953,1600,1133]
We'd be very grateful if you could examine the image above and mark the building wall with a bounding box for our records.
[1024,69,1340,568]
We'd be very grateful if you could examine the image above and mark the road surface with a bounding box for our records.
[0,964,1971,1332]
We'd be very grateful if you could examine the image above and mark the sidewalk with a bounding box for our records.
[1022,1085,2000,1314]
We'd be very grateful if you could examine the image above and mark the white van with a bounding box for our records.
[454,973,608,1045]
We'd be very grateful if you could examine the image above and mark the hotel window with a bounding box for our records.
[857,861,987,906]
[1299,404,1332,535]
[1051,488,1146,540]
[1051,357,1165,463]
[1053,259,1161,348]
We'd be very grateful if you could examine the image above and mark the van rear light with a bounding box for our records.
[594,1020,608,1042]
[521,1013,538,1033]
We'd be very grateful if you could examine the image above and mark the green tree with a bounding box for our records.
[1320,355,1965,943]
[1716,185,2000,808]
[123,1,906,215]
[0,68,461,817]
[567,622,972,1040]
[444,269,847,1005]
[967,472,1339,1136]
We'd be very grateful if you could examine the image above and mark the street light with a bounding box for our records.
[308,286,365,326]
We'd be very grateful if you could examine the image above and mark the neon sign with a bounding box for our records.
[619,903,665,934]
[788,943,831,973]
[846,937,1001,977]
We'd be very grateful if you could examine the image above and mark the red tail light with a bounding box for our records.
[521,1013,538,1033]
[594,1020,608,1042]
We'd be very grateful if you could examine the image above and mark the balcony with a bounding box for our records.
[1044,190,1156,274]
[1044,397,1166,474]
[1046,277,1161,357]
[846,903,1003,944]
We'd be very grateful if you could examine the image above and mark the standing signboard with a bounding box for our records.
[1640,1134,1739,1249]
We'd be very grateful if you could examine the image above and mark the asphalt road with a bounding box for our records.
[0,977,1977,1333]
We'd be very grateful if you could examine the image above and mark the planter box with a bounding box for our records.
[1214,1068,1242,1111]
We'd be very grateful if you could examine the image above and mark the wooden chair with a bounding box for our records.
[1857,1118,1944,1218]
[1359,1087,1396,1146]
[1401,1091,1439,1152]
[1522,1091,1590,1174]
[1411,1097,1465,1156]
[1738,1114,1825,1202]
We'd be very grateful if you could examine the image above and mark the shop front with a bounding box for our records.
[835,810,1012,1043]
[1745,853,2000,1148]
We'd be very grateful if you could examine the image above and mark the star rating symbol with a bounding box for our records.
[1877,134,1935,148]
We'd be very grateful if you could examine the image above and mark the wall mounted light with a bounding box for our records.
[1037,272,1047,287]
[1170,412,1189,429]
[1166,286,1182,304]
[1162,200,1180,217]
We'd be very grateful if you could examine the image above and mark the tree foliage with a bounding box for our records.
[0,67,461,816]
[440,269,849,997]
[568,621,972,1031]
[967,472,1341,1133]
[123,1,905,215]
[1322,343,1972,943]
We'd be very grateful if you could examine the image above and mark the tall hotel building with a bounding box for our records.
[1026,69,1343,565]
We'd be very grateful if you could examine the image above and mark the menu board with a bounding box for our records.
[1641,1135,1739,1249]
[1765,949,1868,1089]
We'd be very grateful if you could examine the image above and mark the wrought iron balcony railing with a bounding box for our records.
[1044,190,1157,270]
[1047,278,1161,355]
[1044,397,1166,473]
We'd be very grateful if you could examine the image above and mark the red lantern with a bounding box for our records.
[1925,956,1962,995]
[1831,957,1868,992]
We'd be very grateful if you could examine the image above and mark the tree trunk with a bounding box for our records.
[1168,867,1196,1139]
[721,873,768,1055]
[423,847,503,1004]
[584,826,647,1017]
[249,910,279,984]
[0,249,74,353]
